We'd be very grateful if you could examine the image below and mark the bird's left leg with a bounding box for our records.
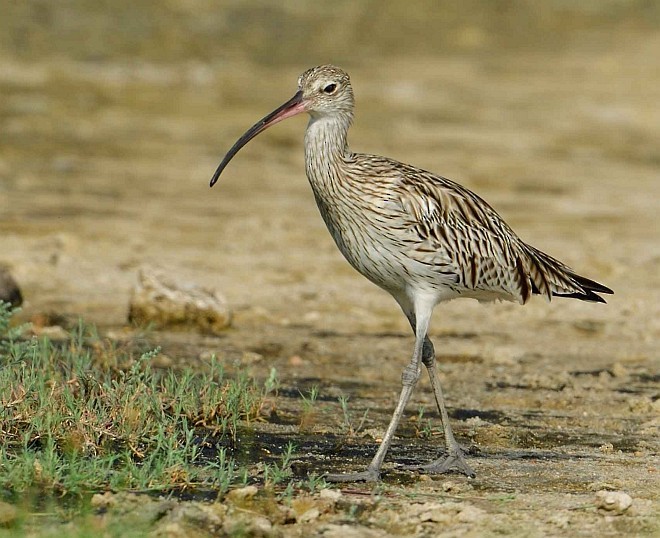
[401,315,476,478]
[416,337,475,477]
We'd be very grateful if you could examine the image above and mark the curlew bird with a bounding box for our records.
[210,65,613,482]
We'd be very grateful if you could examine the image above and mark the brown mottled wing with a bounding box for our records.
[350,154,612,303]
[392,164,613,302]
[398,167,535,302]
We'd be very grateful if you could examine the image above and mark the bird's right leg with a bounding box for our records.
[414,338,475,478]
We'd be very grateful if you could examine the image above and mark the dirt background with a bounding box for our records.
[1,1,658,535]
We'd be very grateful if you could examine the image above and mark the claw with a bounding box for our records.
[401,449,476,478]
[324,468,381,483]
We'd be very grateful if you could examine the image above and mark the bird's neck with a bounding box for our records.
[304,114,352,187]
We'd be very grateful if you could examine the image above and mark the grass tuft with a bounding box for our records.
[0,302,275,497]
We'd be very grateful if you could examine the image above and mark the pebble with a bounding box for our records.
[595,490,633,515]
[151,353,174,368]
[90,492,116,509]
[288,354,306,366]
[226,485,259,502]
[241,351,264,365]
[30,325,69,340]
[156,502,224,535]
[611,362,628,377]
[299,507,321,523]
[223,515,276,537]
[319,488,342,502]
[414,501,485,524]
[318,523,385,538]
[441,480,468,493]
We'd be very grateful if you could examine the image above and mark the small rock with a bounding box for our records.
[223,514,277,537]
[241,351,264,365]
[292,496,318,520]
[0,501,18,527]
[299,507,320,523]
[151,353,174,368]
[226,485,259,503]
[30,325,69,341]
[153,502,225,536]
[413,501,485,524]
[439,479,472,493]
[0,266,22,307]
[610,362,628,378]
[319,488,342,502]
[595,490,633,515]
[248,516,274,535]
[90,492,175,523]
[90,492,116,509]
[128,266,231,334]
[288,355,305,366]
[319,524,384,538]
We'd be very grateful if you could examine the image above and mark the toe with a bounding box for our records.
[324,469,380,483]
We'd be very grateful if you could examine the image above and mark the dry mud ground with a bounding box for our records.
[1,5,659,536]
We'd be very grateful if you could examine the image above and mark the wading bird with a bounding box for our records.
[209,65,612,482]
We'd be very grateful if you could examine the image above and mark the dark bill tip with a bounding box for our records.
[210,90,305,187]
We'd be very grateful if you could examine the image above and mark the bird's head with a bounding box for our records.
[297,65,354,120]
[210,65,353,187]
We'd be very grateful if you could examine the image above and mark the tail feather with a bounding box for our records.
[523,244,613,304]
[552,272,613,303]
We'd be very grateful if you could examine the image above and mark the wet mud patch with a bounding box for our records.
[145,322,657,497]
[181,365,655,493]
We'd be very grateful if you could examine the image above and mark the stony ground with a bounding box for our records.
[1,2,658,536]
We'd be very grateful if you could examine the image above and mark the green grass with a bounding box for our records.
[298,385,319,432]
[338,394,369,436]
[0,302,277,498]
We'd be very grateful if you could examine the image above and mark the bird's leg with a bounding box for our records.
[324,313,428,483]
[412,340,475,478]
[400,314,475,478]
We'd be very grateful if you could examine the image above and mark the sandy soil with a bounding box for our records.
[1,2,658,535]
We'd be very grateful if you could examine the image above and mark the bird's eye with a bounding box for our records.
[322,83,337,94]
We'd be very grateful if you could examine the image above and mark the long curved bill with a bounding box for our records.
[210,90,306,187]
